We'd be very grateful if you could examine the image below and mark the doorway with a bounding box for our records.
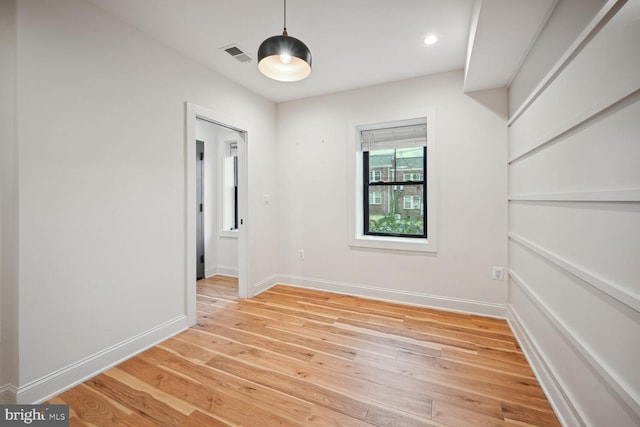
[196,140,205,280]
[195,119,242,281]
[185,103,249,326]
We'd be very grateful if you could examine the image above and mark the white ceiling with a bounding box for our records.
[85,0,556,103]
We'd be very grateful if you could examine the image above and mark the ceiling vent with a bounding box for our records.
[221,44,252,63]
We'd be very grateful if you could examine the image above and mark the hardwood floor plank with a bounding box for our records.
[54,383,132,426]
[396,350,547,398]
[204,353,372,420]
[172,329,316,377]
[337,352,507,420]
[104,368,197,416]
[114,412,161,427]
[335,317,480,353]
[252,290,408,328]
[402,318,519,350]
[501,403,561,427]
[354,350,553,412]
[45,277,560,426]
[259,288,408,322]
[118,354,305,426]
[85,373,188,426]
[193,321,316,363]
[303,320,443,358]
[266,320,399,358]
[135,346,315,423]
[365,405,440,427]
[186,334,433,420]
[440,348,536,378]
[177,410,230,427]
[198,308,360,361]
[432,400,512,427]
[305,405,376,427]
[196,284,237,301]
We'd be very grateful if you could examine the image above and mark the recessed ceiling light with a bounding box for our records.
[424,34,438,45]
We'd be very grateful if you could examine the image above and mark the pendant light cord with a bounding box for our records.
[282,0,288,36]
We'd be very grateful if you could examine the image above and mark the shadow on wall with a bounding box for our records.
[466,88,509,120]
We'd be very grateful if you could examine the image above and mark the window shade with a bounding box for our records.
[229,142,238,157]
[361,122,427,152]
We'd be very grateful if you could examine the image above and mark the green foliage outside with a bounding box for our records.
[369,214,424,235]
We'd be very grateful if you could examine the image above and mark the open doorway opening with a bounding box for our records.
[195,119,241,280]
[185,103,248,326]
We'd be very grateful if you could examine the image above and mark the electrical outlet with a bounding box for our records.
[492,266,504,280]
[297,249,305,260]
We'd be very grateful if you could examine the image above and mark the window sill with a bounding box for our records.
[349,234,436,253]
[220,229,238,239]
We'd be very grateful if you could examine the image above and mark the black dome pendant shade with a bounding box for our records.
[257,0,312,82]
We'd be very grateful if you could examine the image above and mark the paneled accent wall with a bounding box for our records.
[507,1,640,426]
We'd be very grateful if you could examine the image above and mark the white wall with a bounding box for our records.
[11,0,275,403]
[275,71,508,316]
[507,0,640,425]
[0,0,19,404]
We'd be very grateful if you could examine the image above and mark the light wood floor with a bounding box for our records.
[48,276,560,426]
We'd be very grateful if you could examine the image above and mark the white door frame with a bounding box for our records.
[185,102,249,325]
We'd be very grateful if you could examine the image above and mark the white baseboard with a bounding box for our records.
[507,306,582,427]
[16,315,188,404]
[0,383,17,404]
[251,274,279,297]
[205,266,238,278]
[273,274,507,318]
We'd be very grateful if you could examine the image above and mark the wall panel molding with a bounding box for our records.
[509,271,640,422]
[509,188,640,203]
[509,88,640,163]
[509,232,640,313]
[508,0,627,126]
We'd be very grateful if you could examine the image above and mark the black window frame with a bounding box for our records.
[363,147,427,239]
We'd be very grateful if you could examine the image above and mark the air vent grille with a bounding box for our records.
[221,44,252,63]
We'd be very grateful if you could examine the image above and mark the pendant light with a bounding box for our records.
[257,0,312,82]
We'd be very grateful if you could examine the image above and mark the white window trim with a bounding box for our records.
[347,113,437,253]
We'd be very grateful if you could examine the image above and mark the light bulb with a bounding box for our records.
[279,53,292,64]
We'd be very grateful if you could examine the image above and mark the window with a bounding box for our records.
[403,195,421,210]
[362,122,427,238]
[369,191,382,205]
[222,141,238,232]
[232,144,238,230]
[348,115,437,252]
